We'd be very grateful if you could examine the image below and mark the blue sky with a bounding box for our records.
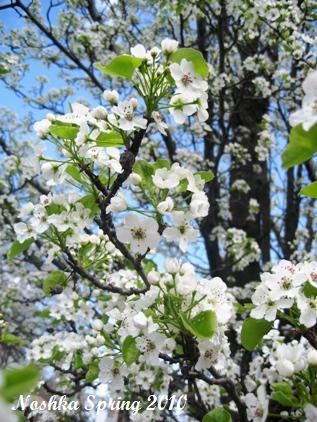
[0,4,99,121]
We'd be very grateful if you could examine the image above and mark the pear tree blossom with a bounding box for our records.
[3,2,317,422]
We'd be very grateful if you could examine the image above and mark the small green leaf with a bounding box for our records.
[202,408,232,422]
[235,302,255,314]
[122,336,140,366]
[43,271,67,295]
[0,333,23,346]
[153,159,171,170]
[241,318,273,351]
[0,65,9,75]
[95,131,124,147]
[85,361,99,383]
[79,194,100,216]
[35,310,50,318]
[195,171,214,183]
[95,55,143,80]
[143,259,158,274]
[66,165,83,183]
[181,310,217,339]
[73,351,83,370]
[102,332,113,349]
[7,239,33,259]
[282,123,317,169]
[271,383,300,407]
[46,203,65,215]
[170,48,209,78]
[300,181,317,198]
[51,345,65,361]
[50,123,79,140]
[1,364,40,402]
[133,160,155,191]
[177,178,189,193]
[303,281,317,298]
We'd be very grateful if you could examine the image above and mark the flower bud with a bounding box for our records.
[91,319,103,331]
[46,113,55,121]
[157,197,174,214]
[150,47,160,57]
[127,172,142,185]
[91,106,108,119]
[148,270,160,285]
[165,258,180,273]
[133,312,148,329]
[103,89,119,104]
[161,38,179,54]
[96,335,105,346]
[308,349,317,366]
[276,359,294,377]
[130,98,138,109]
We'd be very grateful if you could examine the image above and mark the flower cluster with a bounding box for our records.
[93,258,233,393]
[14,192,93,244]
[251,260,317,327]
[168,59,208,124]
[111,162,210,254]
[290,71,317,130]
[129,39,209,125]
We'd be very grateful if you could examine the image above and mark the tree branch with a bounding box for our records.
[14,0,105,91]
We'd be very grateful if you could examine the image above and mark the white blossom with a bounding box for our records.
[116,214,160,254]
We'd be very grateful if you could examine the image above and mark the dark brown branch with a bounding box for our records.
[0,2,17,10]
[63,247,149,295]
[192,366,248,422]
[86,0,103,22]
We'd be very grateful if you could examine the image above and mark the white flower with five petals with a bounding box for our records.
[116,214,160,254]
[169,59,208,98]
[111,99,147,131]
[163,211,198,252]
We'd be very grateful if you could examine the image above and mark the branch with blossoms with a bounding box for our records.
[6,39,317,422]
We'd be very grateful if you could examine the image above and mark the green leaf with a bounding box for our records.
[0,65,9,75]
[50,123,79,140]
[271,383,300,407]
[300,181,317,198]
[241,318,273,351]
[46,203,65,215]
[195,171,214,183]
[51,345,65,361]
[79,194,100,216]
[181,310,217,339]
[95,131,124,147]
[0,333,23,346]
[35,310,50,318]
[303,281,317,298]
[153,159,171,170]
[122,336,140,366]
[170,48,209,78]
[177,178,189,193]
[143,259,158,274]
[133,160,155,191]
[235,302,255,314]
[1,365,40,402]
[95,55,143,80]
[7,239,33,259]
[102,332,113,349]
[85,361,99,383]
[282,123,317,169]
[134,160,154,179]
[66,165,83,183]
[202,408,232,422]
[42,271,67,295]
[73,351,83,370]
